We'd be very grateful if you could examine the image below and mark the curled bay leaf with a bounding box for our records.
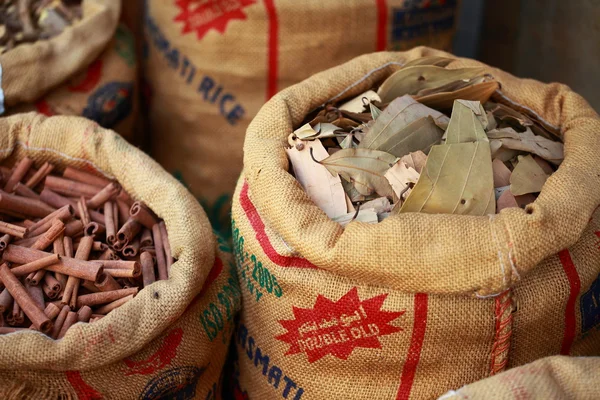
[399,141,495,216]
[339,90,381,113]
[445,100,488,144]
[487,127,564,164]
[320,148,397,198]
[286,139,348,218]
[294,123,318,139]
[416,80,499,110]
[359,95,449,150]
[510,154,548,196]
[377,66,486,103]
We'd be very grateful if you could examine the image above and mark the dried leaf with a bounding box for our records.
[533,156,555,175]
[333,209,378,227]
[286,139,347,218]
[313,123,342,139]
[492,159,512,188]
[384,161,420,199]
[339,90,381,113]
[497,190,519,212]
[369,103,382,120]
[487,127,564,164]
[339,134,354,149]
[361,197,392,214]
[294,123,318,139]
[400,151,427,174]
[486,111,497,131]
[399,141,495,216]
[416,81,499,110]
[445,100,488,144]
[320,148,397,198]
[359,95,449,150]
[377,116,443,157]
[402,56,454,68]
[510,155,548,196]
[377,66,486,103]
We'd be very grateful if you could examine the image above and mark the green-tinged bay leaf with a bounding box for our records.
[286,139,348,218]
[510,154,548,196]
[416,80,499,110]
[294,123,318,139]
[377,66,486,103]
[377,116,443,157]
[339,90,381,113]
[445,100,488,144]
[369,103,382,120]
[487,127,564,164]
[402,56,454,68]
[399,141,495,216]
[321,148,397,197]
[339,134,354,149]
[359,95,449,150]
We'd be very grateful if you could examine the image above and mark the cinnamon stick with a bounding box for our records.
[0,288,13,313]
[63,167,110,189]
[0,221,27,238]
[50,305,69,339]
[76,287,138,308]
[0,234,12,251]
[40,188,105,224]
[58,311,78,339]
[27,205,73,237]
[77,305,92,322]
[123,238,140,257]
[140,251,156,287]
[0,190,55,218]
[44,175,99,198]
[140,229,153,248]
[14,183,40,199]
[25,162,54,189]
[4,157,33,192]
[94,273,122,292]
[87,182,121,209]
[130,202,158,229]
[94,294,134,314]
[117,218,141,244]
[9,253,60,277]
[152,224,168,280]
[104,201,116,245]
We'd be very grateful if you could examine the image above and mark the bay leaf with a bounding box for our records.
[339,90,381,113]
[400,151,427,173]
[384,161,420,199]
[492,158,512,188]
[339,134,354,149]
[533,155,555,175]
[402,56,454,68]
[457,99,488,128]
[515,193,537,208]
[361,197,392,214]
[377,66,486,103]
[320,148,397,198]
[294,123,318,139]
[445,100,488,144]
[369,103,382,120]
[359,95,449,150]
[497,189,519,212]
[333,208,378,227]
[376,116,443,157]
[399,141,495,216]
[286,139,348,218]
[490,139,522,162]
[510,154,548,196]
[415,80,499,110]
[487,127,564,164]
[312,123,343,140]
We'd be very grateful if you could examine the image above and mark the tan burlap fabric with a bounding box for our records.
[0,0,120,108]
[230,47,600,399]
[143,0,458,225]
[440,356,600,400]
[0,112,239,399]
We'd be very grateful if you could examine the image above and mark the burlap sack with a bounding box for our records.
[0,112,240,399]
[143,0,459,233]
[230,47,600,399]
[440,356,600,400]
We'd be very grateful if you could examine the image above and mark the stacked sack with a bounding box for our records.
[0,112,239,399]
[1,0,138,141]
[143,0,459,231]
[229,47,600,398]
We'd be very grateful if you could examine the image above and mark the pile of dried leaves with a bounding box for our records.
[0,0,82,53]
[286,57,563,226]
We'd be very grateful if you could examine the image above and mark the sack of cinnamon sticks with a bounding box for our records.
[230,47,600,399]
[0,0,139,141]
[0,112,240,399]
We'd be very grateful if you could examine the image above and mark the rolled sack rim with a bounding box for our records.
[0,0,121,108]
[0,112,216,370]
[242,47,600,297]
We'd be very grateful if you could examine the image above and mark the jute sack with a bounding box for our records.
[441,356,600,400]
[143,0,459,232]
[230,47,600,399]
[0,112,240,399]
[2,1,139,141]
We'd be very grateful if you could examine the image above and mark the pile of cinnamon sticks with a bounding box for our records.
[0,157,173,338]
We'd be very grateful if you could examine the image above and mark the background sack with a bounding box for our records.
[440,356,600,400]
[229,47,600,399]
[2,0,139,141]
[0,113,240,399]
[142,0,459,233]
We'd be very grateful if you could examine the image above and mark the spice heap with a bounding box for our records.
[0,158,173,337]
[286,57,564,225]
[0,0,82,53]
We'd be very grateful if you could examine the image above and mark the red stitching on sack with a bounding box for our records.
[375,0,388,51]
[490,290,513,375]
[65,371,103,400]
[559,249,581,355]
[264,0,279,99]
[396,293,428,400]
[240,181,319,269]
[123,328,184,376]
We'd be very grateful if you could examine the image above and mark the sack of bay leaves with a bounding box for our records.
[231,46,600,399]
[0,0,138,141]
[0,112,240,399]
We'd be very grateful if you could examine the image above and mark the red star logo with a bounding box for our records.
[174,0,256,40]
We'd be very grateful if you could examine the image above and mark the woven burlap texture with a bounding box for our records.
[0,0,120,108]
[440,356,600,400]
[243,46,600,296]
[0,112,216,370]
